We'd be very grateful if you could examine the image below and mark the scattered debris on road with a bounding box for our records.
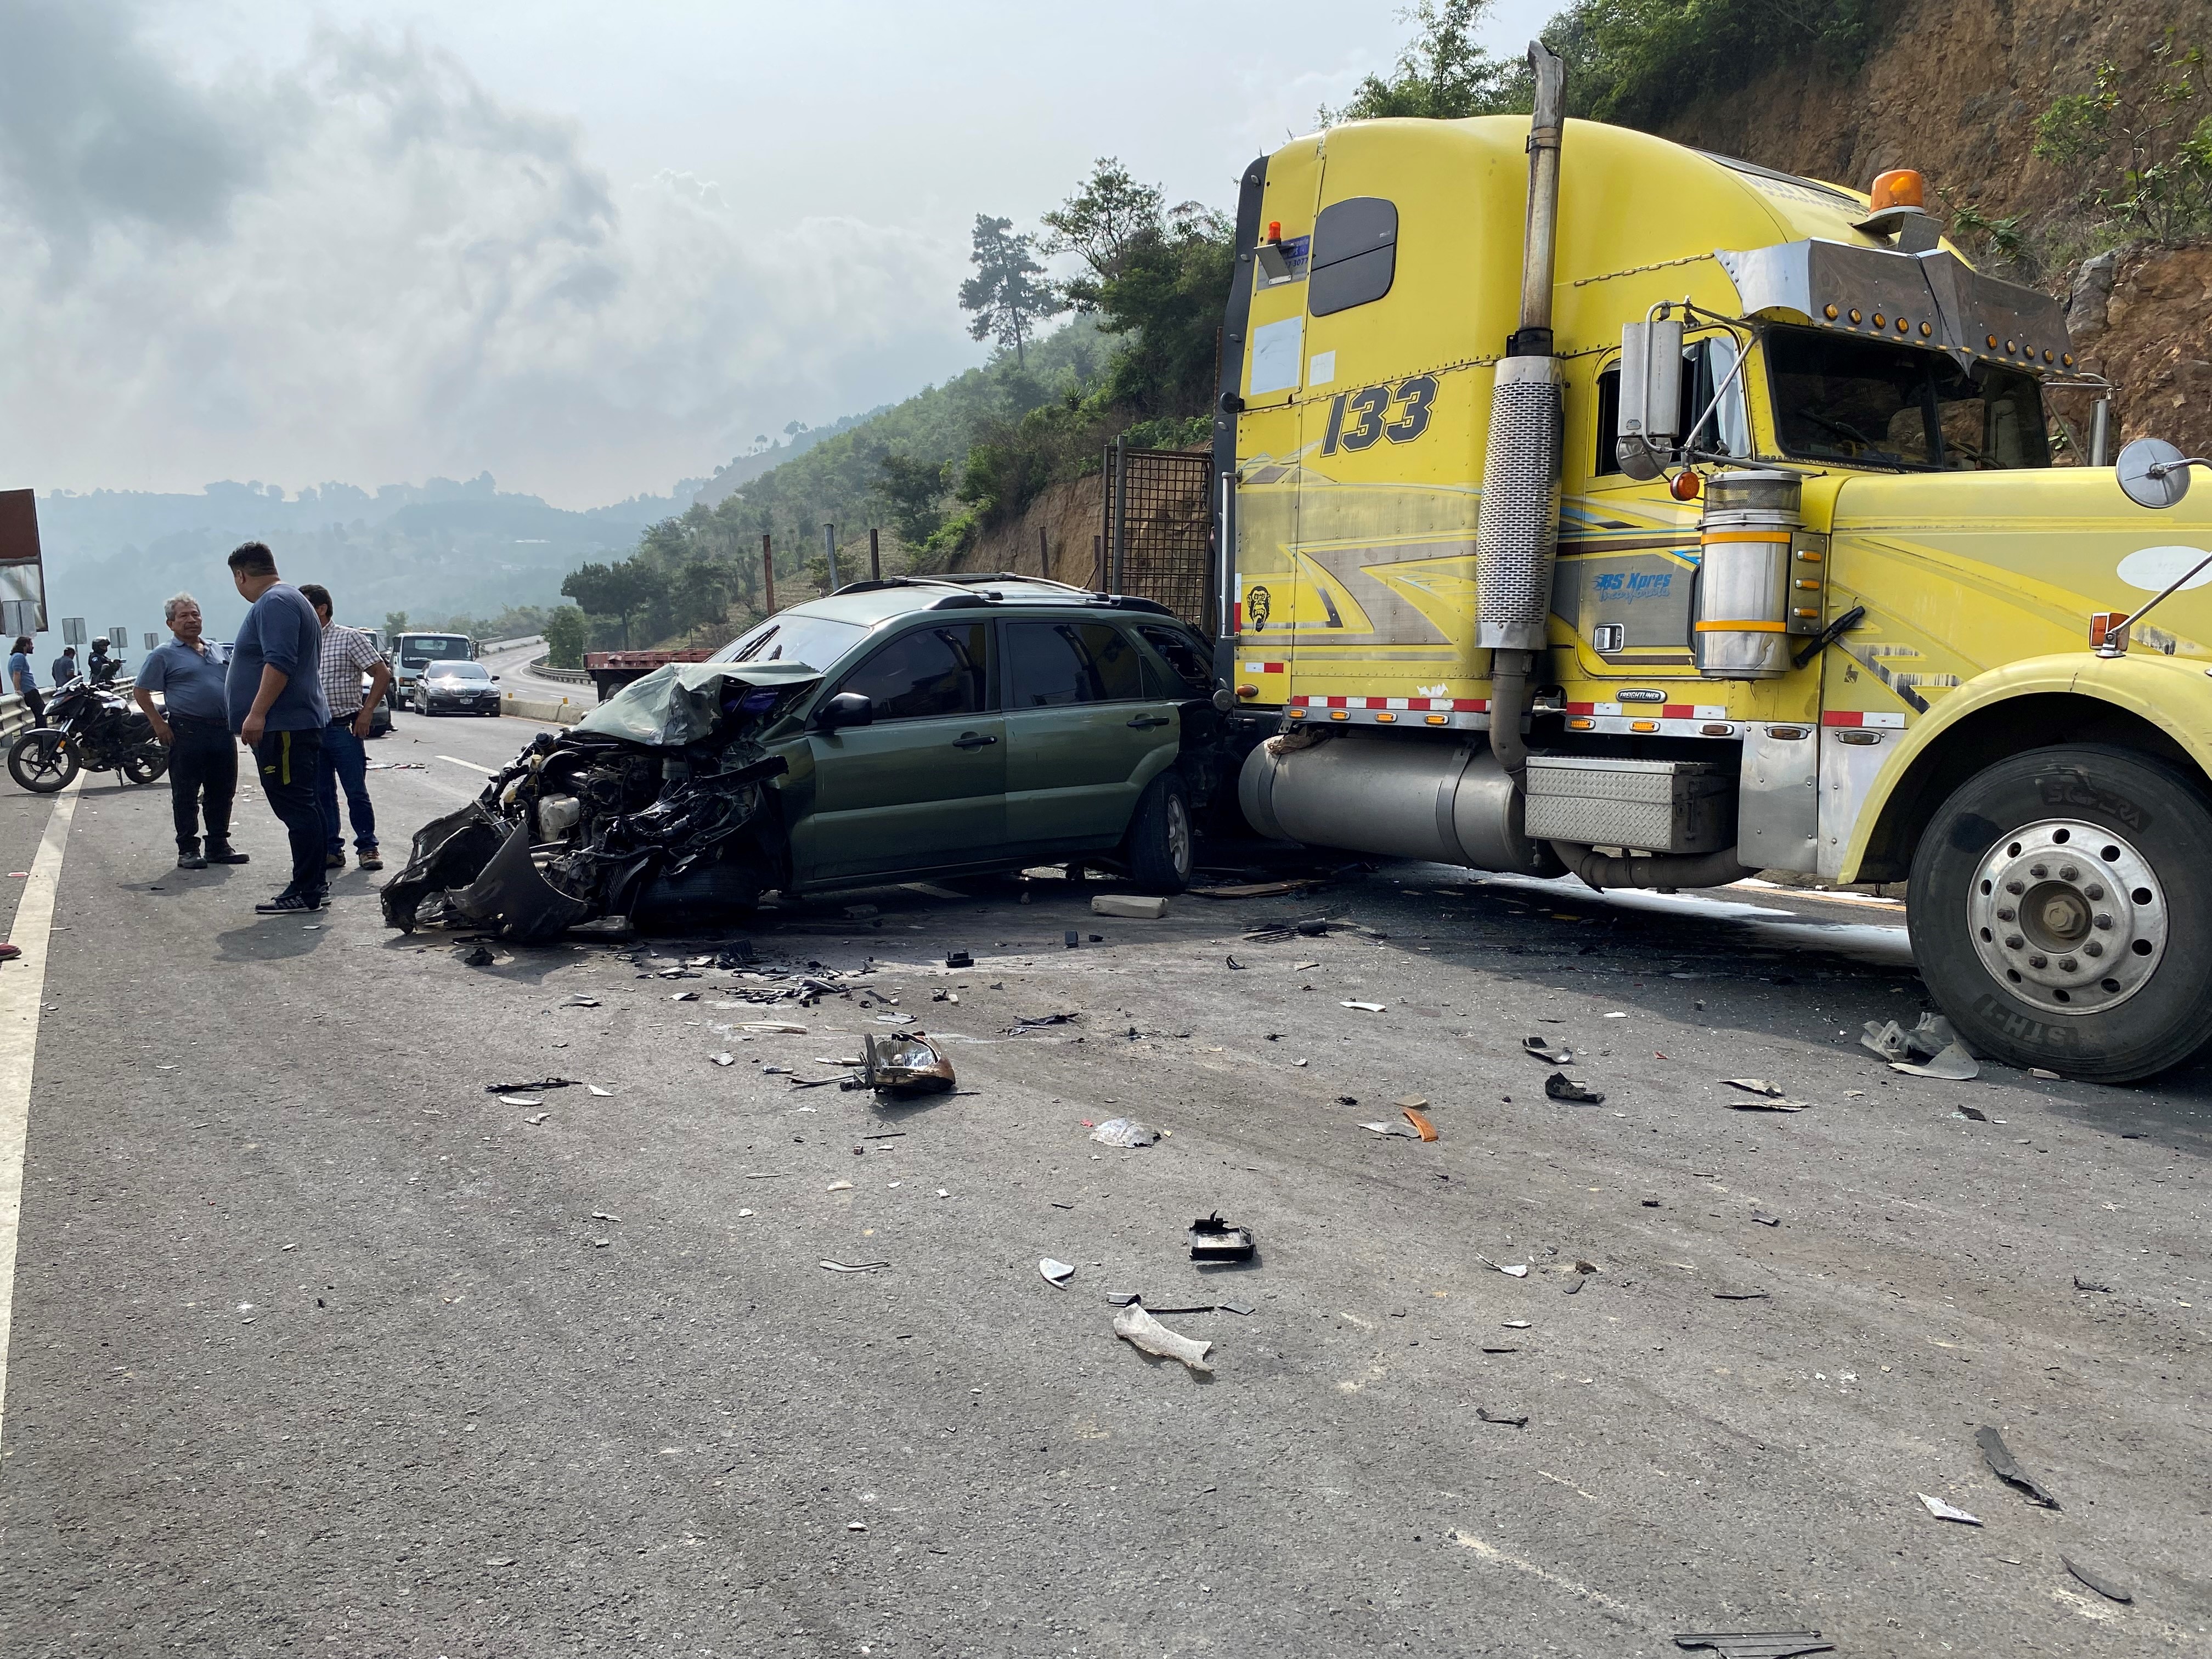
[2072,1274,2112,1293]
[1671,1630,1833,1658]
[454,943,494,966]
[2061,1554,2133,1604]
[1475,1407,1528,1427]
[1040,1258,1075,1288]
[1341,1000,1386,1012]
[1112,1301,1212,1372]
[1091,1117,1161,1148]
[1189,1213,1255,1262]
[1477,1256,1530,1278]
[1544,1072,1605,1104]
[818,1260,890,1273]
[1976,1426,2060,1508]
[1522,1035,1573,1063]
[1091,894,1167,919]
[484,1076,582,1093]
[845,1031,956,1096]
[1916,1493,1983,1526]
[1864,1013,1982,1079]
[945,949,973,968]
[1400,1104,1440,1141]
[563,994,601,1007]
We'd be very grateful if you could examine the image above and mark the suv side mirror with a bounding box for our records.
[815,691,874,732]
[1616,318,1684,481]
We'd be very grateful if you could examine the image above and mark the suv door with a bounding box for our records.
[1001,617,1177,853]
[791,621,1005,883]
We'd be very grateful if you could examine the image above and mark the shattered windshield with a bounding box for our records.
[709,613,866,672]
[1765,325,2049,471]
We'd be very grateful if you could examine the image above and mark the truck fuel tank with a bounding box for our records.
[1238,730,1559,876]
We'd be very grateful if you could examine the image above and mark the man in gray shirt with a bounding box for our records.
[135,593,250,871]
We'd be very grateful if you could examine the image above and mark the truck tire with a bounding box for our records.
[1122,769,1194,895]
[1909,743,2212,1083]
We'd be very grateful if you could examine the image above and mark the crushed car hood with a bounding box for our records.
[577,661,821,748]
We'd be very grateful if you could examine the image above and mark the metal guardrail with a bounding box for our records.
[1,693,37,744]
[526,654,590,686]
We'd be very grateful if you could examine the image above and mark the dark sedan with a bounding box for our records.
[411,659,501,716]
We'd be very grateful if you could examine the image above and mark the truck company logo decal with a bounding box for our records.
[1246,585,1272,629]
[1319,376,1437,455]
[2117,545,2212,592]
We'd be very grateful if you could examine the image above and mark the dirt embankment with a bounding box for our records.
[950,475,1106,585]
[1657,0,2212,454]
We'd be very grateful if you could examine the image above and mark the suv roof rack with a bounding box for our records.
[826,573,1181,620]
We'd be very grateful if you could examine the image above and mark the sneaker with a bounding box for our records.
[0,943,21,962]
[205,842,250,865]
[357,850,383,871]
[255,888,325,913]
[326,851,347,870]
[178,842,207,871]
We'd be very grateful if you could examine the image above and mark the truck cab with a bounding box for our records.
[1220,86,2212,1082]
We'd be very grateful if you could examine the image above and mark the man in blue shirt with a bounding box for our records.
[226,541,331,911]
[8,635,42,724]
[134,593,250,872]
[50,645,77,686]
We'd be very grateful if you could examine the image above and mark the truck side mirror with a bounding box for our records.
[814,691,874,732]
[1616,319,1684,481]
[2116,437,2198,510]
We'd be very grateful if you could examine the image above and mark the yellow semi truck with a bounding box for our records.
[1214,46,2212,1082]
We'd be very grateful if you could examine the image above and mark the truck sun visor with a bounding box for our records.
[1716,241,2073,373]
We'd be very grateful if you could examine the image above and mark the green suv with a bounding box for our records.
[383,575,1239,939]
[719,574,1222,893]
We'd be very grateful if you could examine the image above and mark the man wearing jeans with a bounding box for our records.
[225,542,330,913]
[298,584,391,873]
[134,594,250,871]
[8,636,41,724]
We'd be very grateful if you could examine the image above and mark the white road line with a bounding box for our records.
[0,778,82,1453]
[437,755,496,774]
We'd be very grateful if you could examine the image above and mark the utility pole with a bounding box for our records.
[762,533,776,614]
[869,527,882,582]
[822,522,839,591]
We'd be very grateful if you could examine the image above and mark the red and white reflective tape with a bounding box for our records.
[1821,709,1907,729]
[1288,695,1491,712]
[1241,661,1287,675]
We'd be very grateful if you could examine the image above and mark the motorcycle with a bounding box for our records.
[8,679,171,794]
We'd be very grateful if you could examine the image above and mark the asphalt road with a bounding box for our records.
[0,710,2205,1657]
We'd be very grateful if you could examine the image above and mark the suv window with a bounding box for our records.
[1138,625,1212,696]
[1006,621,1146,707]
[839,624,988,720]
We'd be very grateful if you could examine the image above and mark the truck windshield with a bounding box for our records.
[1766,326,2049,471]
[398,635,471,667]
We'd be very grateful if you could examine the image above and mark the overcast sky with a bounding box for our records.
[0,0,1551,507]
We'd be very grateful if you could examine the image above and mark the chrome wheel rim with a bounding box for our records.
[1165,794,1192,876]
[1967,818,2165,1014]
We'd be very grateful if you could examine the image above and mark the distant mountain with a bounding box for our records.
[35,472,702,644]
[687,410,887,509]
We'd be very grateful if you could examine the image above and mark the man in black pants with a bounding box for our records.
[225,543,330,911]
[134,594,251,871]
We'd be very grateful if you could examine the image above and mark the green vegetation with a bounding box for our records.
[2033,38,2212,246]
[1319,0,1527,122]
[1546,0,1885,130]
[544,605,586,670]
[958,215,1066,369]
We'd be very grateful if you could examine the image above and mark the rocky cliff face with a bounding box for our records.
[1657,0,2211,455]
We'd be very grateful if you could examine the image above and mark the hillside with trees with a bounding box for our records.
[562,0,2211,658]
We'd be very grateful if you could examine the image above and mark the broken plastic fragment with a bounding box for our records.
[1090,1117,1160,1148]
[1401,1105,1439,1141]
[854,1031,956,1096]
[1544,1072,1605,1105]
[1891,1042,1979,1080]
[1475,1407,1528,1427]
[1112,1301,1212,1372]
[1671,1632,1833,1658]
[1976,1425,2059,1508]
[1091,894,1166,919]
[497,1095,544,1107]
[817,1259,890,1273]
[1360,1120,1419,1138]
[1477,1256,1529,1278]
[564,994,601,1007]
[587,1084,613,1097]
[1522,1035,1572,1063]
[1915,1493,1982,1525]
[1341,1000,1386,1012]
[1040,1257,1075,1287]
[2060,1554,2132,1604]
[1188,1213,1255,1262]
[710,1052,735,1066]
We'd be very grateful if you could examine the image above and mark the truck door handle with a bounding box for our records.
[1125,715,1171,729]
[952,732,997,749]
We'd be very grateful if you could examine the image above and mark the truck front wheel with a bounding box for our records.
[1910,743,2212,1083]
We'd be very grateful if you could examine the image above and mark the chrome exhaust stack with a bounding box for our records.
[1476,41,1568,776]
